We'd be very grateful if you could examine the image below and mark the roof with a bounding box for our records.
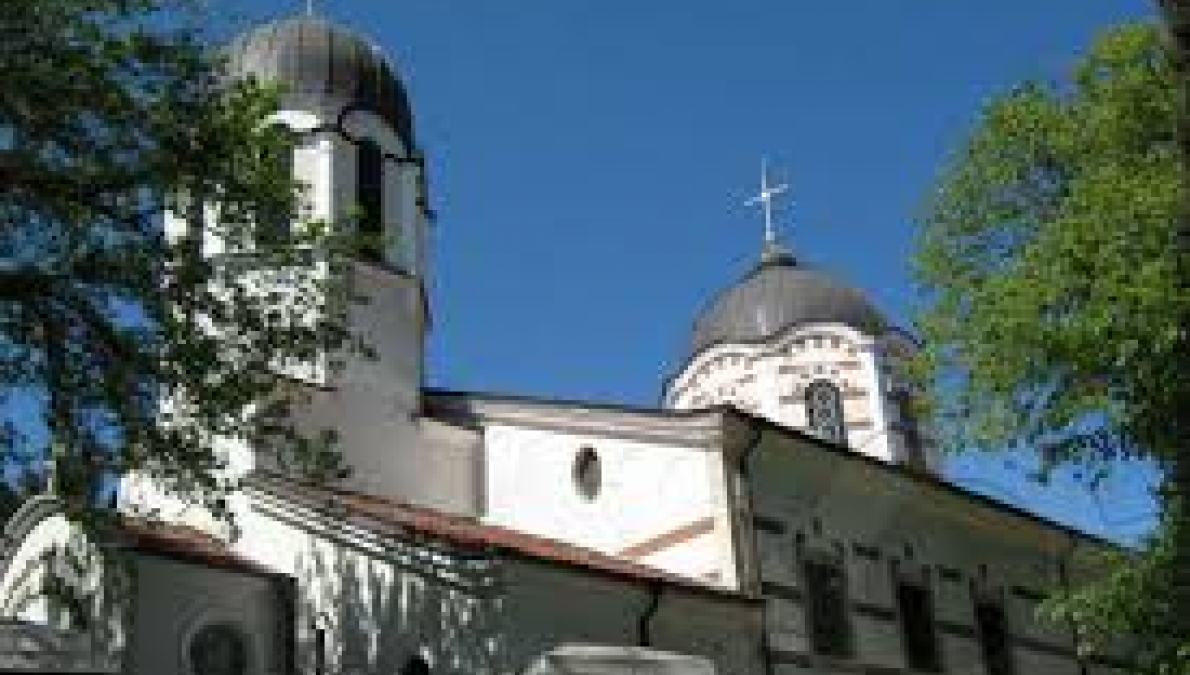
[249,476,746,598]
[121,520,283,579]
[224,15,416,150]
[127,490,721,591]
[689,253,887,357]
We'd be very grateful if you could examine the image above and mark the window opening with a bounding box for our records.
[314,626,326,675]
[803,558,853,658]
[897,581,941,672]
[573,446,601,501]
[805,379,845,442]
[356,139,385,261]
[976,601,1014,675]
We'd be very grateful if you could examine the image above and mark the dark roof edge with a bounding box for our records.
[424,387,709,420]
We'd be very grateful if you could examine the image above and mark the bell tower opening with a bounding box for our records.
[355,138,386,262]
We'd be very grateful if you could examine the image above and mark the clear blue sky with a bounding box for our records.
[206,1,1160,542]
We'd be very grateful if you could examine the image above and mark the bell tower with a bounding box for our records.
[214,14,445,500]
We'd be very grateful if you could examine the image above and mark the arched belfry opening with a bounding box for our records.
[155,11,443,503]
[355,137,386,262]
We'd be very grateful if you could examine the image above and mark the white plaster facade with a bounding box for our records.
[427,395,742,588]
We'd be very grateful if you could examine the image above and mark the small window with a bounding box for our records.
[897,581,941,672]
[188,623,249,675]
[803,558,853,658]
[573,446,601,500]
[805,379,845,443]
[976,601,1014,675]
[356,138,385,261]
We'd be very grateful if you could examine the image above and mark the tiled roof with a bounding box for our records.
[279,480,730,594]
[124,478,740,598]
[120,520,280,579]
[339,493,688,583]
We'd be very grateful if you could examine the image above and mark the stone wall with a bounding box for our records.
[744,431,1121,675]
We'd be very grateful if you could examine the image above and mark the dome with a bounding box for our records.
[224,15,416,151]
[690,246,886,356]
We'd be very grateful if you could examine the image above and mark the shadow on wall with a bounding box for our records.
[296,542,509,675]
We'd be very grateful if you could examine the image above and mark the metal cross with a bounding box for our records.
[745,158,789,245]
[305,0,318,15]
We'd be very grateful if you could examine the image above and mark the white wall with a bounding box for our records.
[293,392,483,514]
[481,422,736,586]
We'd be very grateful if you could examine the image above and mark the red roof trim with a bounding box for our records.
[254,477,747,598]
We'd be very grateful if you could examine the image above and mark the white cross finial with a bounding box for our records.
[305,0,317,16]
[745,158,788,245]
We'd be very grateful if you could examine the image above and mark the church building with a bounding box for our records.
[0,12,1125,675]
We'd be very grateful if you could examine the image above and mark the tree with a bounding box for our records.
[0,1,351,524]
[915,22,1189,672]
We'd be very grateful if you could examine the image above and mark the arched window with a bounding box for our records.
[805,379,845,443]
[573,446,601,501]
[257,124,296,247]
[356,138,385,261]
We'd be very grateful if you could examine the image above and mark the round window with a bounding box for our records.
[573,446,601,501]
[188,623,249,675]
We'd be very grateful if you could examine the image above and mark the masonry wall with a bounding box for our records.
[126,555,286,675]
[745,432,1118,675]
[502,559,764,675]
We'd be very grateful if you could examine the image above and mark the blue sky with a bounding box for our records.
[211,1,1155,542]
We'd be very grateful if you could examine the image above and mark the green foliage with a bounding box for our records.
[0,0,352,522]
[916,22,1182,465]
[1043,503,1190,674]
[916,22,1189,673]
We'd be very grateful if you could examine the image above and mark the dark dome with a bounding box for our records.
[690,248,886,356]
[225,15,415,151]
